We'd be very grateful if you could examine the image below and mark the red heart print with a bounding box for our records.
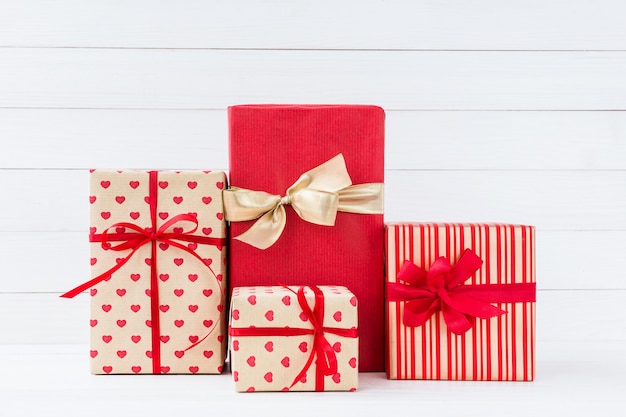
[187,181,197,189]
[332,373,341,384]
[129,181,140,189]
[348,358,357,368]
[116,289,126,297]
[203,258,212,266]
[145,350,152,358]
[174,319,184,327]
[203,289,213,297]
[174,289,184,297]
[90,258,97,266]
[159,274,169,282]
[173,196,183,204]
[90,288,97,296]
[90,319,98,327]
[116,350,127,358]
[144,258,152,266]
[144,196,150,204]
[201,227,212,236]
[160,305,170,313]
[188,305,198,313]
[246,356,256,367]
[132,366,142,374]
[115,196,125,204]
[216,213,223,220]
[100,180,110,189]
[130,304,140,312]
[158,212,169,220]
[216,181,224,190]
[187,212,198,218]
[159,242,169,251]
[101,304,112,312]
[130,273,140,282]
[116,319,126,328]
[158,181,168,189]
[203,319,213,328]
[217,304,224,312]
[145,320,152,328]
[160,335,170,343]
[350,296,357,307]
[188,274,198,282]
[129,212,140,220]
[100,212,111,220]
[216,274,223,282]
[102,366,113,374]
[188,335,199,343]
[299,375,307,383]
[246,387,255,393]
[233,371,239,382]
[89,227,97,235]
[217,335,224,343]
[201,196,212,205]
[264,372,273,383]
[299,312,308,322]
[332,342,341,353]
[115,226,126,234]
[90,350,98,358]
[247,295,256,305]
[203,350,214,359]
[89,196,96,204]
[174,350,185,359]
[189,366,199,374]
[102,335,112,343]
[333,311,342,322]
[232,340,239,351]
[281,357,290,367]
[281,296,291,306]
[265,310,274,321]
[264,341,274,352]
[131,335,141,343]
[160,366,170,374]
[173,258,184,266]
[298,342,308,353]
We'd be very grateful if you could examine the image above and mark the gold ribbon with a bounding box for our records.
[224,154,384,249]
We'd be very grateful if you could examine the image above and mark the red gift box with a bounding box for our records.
[386,223,536,381]
[227,105,385,371]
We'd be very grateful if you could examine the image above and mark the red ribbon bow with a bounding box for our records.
[229,285,358,391]
[387,249,536,335]
[62,171,226,374]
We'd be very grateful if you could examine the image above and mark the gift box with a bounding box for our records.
[63,170,228,374]
[229,285,358,392]
[226,104,385,371]
[386,223,536,381]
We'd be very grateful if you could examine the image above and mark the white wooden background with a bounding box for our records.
[1,1,625,415]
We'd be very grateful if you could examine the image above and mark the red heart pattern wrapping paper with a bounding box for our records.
[229,286,359,392]
[88,170,227,374]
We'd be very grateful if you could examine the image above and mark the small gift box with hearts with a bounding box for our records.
[386,223,536,381]
[229,285,359,392]
[63,170,228,375]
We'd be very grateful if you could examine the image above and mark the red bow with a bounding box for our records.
[387,249,536,335]
[229,285,358,391]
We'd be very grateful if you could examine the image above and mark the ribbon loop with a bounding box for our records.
[224,154,384,249]
[387,249,536,335]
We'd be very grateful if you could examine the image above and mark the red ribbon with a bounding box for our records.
[62,171,226,374]
[229,286,358,391]
[387,249,536,335]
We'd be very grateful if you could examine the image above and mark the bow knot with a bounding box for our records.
[224,154,384,249]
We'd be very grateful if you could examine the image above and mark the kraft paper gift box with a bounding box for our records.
[229,285,359,392]
[386,223,536,381]
[225,104,384,371]
[63,170,228,375]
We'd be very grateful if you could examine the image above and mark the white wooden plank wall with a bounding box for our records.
[0,1,625,348]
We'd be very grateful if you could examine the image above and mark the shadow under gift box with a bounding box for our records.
[65,170,228,375]
[227,104,385,372]
[385,223,536,381]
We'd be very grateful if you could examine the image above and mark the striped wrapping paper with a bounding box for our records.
[385,223,536,381]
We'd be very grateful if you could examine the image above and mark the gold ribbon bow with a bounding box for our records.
[223,154,384,249]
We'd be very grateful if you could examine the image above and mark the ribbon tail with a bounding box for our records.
[337,183,384,214]
[233,206,287,249]
[445,291,507,320]
[441,302,474,335]
[448,249,483,287]
[403,298,439,328]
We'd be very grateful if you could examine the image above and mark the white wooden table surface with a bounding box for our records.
[1,1,625,415]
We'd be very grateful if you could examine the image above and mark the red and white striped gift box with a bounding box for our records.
[385,223,536,381]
